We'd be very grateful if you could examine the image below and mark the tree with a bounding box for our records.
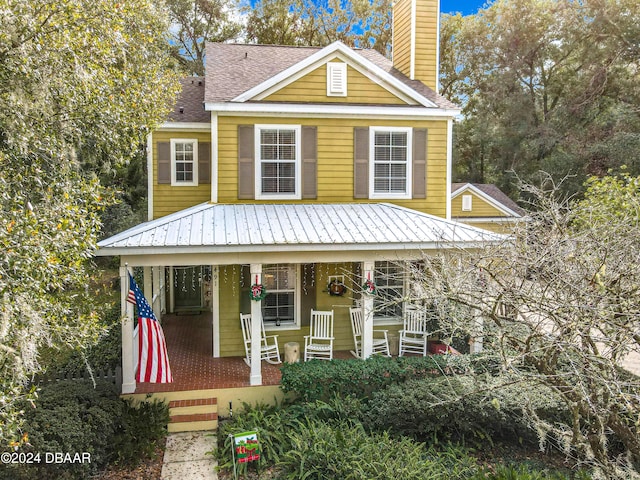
[161,0,243,76]
[0,0,179,444]
[411,174,640,478]
[440,0,640,197]
[244,0,392,57]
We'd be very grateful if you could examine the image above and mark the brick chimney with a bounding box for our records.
[392,0,440,92]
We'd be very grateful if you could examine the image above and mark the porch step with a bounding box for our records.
[168,396,218,433]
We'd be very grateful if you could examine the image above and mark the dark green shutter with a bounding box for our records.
[198,142,211,184]
[157,142,171,184]
[238,125,255,199]
[353,127,369,199]
[302,126,317,199]
[412,129,427,199]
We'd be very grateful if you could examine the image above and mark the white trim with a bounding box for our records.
[454,217,523,224]
[230,41,438,108]
[211,266,220,357]
[254,124,302,200]
[410,0,416,80]
[369,126,413,200]
[146,133,153,221]
[210,113,218,203]
[207,101,459,118]
[327,62,347,96]
[451,183,523,218]
[263,264,302,331]
[159,122,211,131]
[446,119,453,220]
[170,138,199,187]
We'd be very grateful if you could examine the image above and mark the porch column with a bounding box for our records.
[470,315,484,353]
[143,267,152,303]
[249,264,263,385]
[211,266,220,358]
[362,261,375,359]
[152,266,162,321]
[120,265,136,394]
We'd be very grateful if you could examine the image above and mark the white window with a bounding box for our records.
[373,261,405,323]
[255,125,301,200]
[170,139,198,186]
[462,194,473,211]
[327,62,347,96]
[369,127,412,199]
[262,264,299,328]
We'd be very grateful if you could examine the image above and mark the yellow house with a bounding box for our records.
[97,0,504,430]
[451,183,526,233]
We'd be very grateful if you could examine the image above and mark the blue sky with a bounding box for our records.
[440,0,486,16]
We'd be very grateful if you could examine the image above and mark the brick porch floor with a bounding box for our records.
[134,313,282,394]
[134,313,353,394]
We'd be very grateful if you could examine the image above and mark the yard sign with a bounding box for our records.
[233,431,260,463]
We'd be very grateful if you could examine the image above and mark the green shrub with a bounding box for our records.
[279,420,480,480]
[470,463,590,479]
[0,381,168,480]
[363,374,568,447]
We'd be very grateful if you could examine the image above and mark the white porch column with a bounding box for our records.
[169,267,175,313]
[249,264,263,385]
[211,266,220,358]
[120,265,136,394]
[143,266,153,307]
[159,265,166,314]
[362,261,375,359]
[152,266,162,321]
[470,314,484,353]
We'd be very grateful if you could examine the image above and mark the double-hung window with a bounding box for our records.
[255,125,301,199]
[373,261,405,323]
[369,127,412,199]
[170,139,198,186]
[261,264,298,327]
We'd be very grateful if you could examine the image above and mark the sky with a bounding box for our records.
[440,0,486,16]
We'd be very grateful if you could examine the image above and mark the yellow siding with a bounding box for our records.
[264,63,408,105]
[413,0,439,91]
[152,131,211,219]
[451,191,509,218]
[392,0,413,79]
[218,116,449,218]
[392,0,439,91]
[459,221,519,235]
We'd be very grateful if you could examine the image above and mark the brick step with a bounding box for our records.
[168,411,218,433]
[168,397,217,409]
[170,412,218,423]
[169,397,218,417]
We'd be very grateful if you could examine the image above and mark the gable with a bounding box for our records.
[263,61,410,106]
[451,191,510,218]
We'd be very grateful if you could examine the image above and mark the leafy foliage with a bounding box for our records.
[0,380,168,479]
[0,0,178,443]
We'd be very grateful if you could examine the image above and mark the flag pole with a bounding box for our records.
[121,262,136,394]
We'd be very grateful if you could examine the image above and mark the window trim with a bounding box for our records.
[327,62,347,97]
[170,138,199,186]
[262,264,301,331]
[254,124,302,200]
[368,126,413,200]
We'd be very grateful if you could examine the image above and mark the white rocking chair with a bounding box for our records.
[398,308,429,356]
[240,313,281,366]
[304,309,334,361]
[349,307,390,358]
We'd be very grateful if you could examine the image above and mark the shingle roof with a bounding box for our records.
[167,76,209,123]
[97,203,504,256]
[452,183,526,216]
[204,43,458,110]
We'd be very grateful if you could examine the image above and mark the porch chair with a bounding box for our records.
[304,309,334,361]
[349,307,391,358]
[240,313,282,366]
[398,308,429,356]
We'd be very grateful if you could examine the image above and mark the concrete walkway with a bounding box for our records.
[161,431,218,480]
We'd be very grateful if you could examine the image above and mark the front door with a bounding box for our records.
[174,266,203,311]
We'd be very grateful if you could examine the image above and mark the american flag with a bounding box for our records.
[127,273,173,383]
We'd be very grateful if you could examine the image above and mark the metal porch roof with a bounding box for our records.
[96,203,505,256]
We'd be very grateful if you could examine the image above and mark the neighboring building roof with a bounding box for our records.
[204,43,458,110]
[97,203,504,256]
[452,183,526,217]
[167,76,209,123]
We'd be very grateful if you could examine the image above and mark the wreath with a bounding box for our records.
[328,279,346,296]
[362,273,377,296]
[250,275,267,301]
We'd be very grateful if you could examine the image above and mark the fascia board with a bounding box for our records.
[452,184,522,218]
[205,102,460,119]
[231,41,438,108]
[158,122,211,131]
[95,240,503,258]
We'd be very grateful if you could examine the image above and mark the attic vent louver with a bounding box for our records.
[327,62,347,96]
